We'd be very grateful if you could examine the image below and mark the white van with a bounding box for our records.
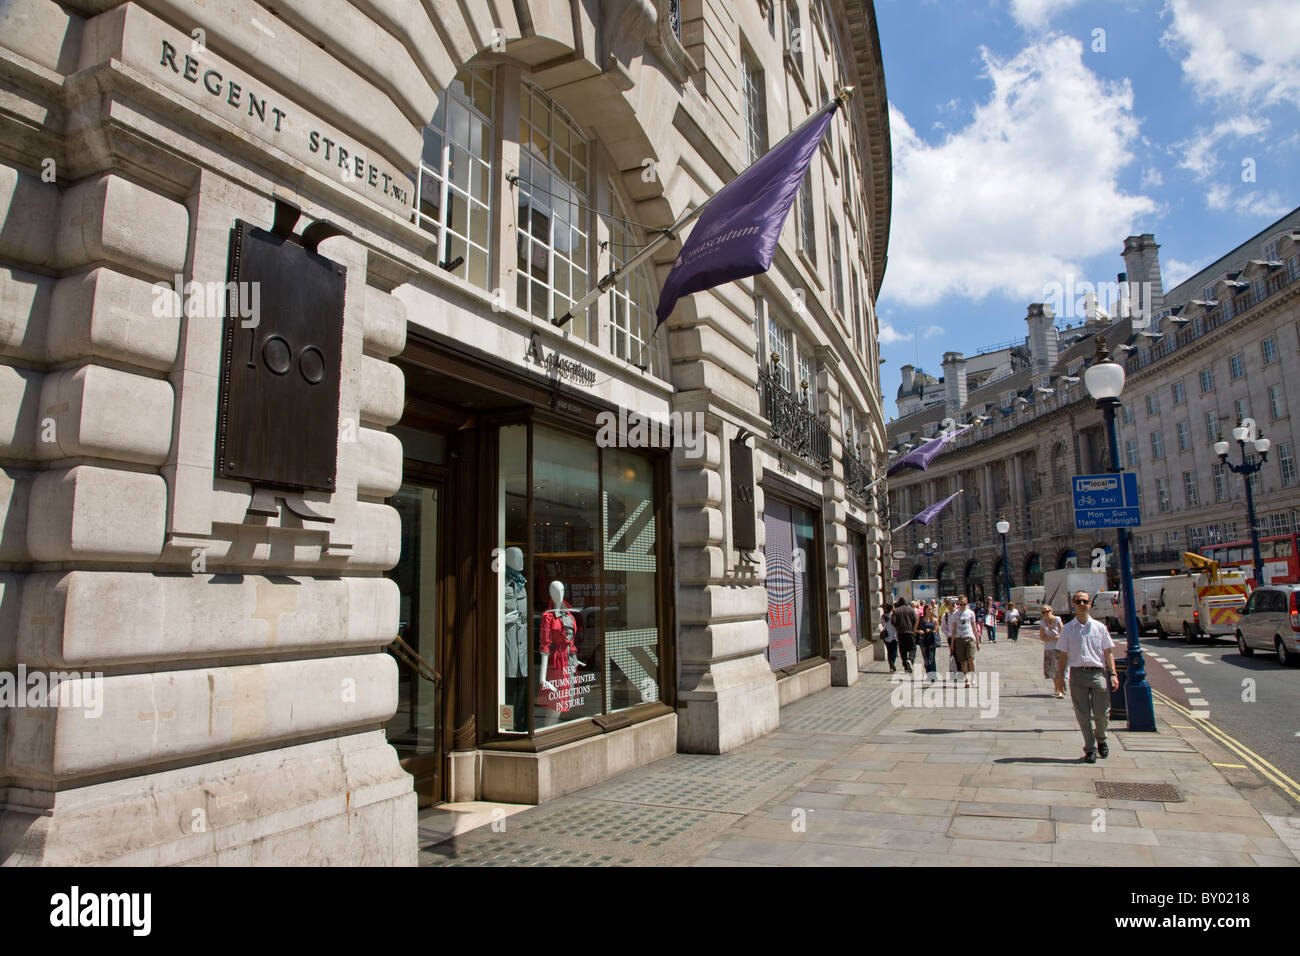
[1119,577,1168,634]
[1152,569,1249,640]
[1092,591,1120,631]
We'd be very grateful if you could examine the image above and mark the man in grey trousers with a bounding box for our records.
[1054,590,1119,763]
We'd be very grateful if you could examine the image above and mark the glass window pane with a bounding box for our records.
[533,427,602,728]
[387,485,440,760]
[498,426,529,732]
[602,449,659,711]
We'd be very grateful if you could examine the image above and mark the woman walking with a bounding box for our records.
[881,615,899,673]
[1039,604,1065,697]
[918,605,939,682]
[984,602,998,643]
[1006,603,1021,642]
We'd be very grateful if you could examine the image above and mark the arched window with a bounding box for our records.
[1052,442,1068,494]
[1058,549,1077,569]
[1024,553,1043,586]
[416,68,495,290]
[516,84,590,336]
[937,562,956,596]
[964,559,984,600]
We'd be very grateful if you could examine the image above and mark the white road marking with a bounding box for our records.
[1189,698,1210,707]
[1177,678,1193,684]
[1185,652,1214,665]
[1169,669,1186,676]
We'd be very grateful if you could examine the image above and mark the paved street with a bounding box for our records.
[1134,634,1300,796]
[420,638,1300,866]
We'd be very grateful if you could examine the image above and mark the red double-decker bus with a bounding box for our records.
[1199,532,1300,586]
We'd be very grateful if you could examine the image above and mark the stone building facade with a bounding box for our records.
[0,0,891,864]
[885,210,1300,602]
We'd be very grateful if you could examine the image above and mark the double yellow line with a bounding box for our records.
[1152,689,1300,807]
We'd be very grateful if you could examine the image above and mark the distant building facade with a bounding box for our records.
[885,209,1300,601]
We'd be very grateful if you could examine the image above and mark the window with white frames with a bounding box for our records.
[1213,462,1227,501]
[798,348,817,410]
[1177,421,1190,451]
[741,50,767,167]
[606,182,662,376]
[1205,411,1218,443]
[1281,443,1297,487]
[1183,470,1199,508]
[1126,439,1138,467]
[516,84,590,335]
[1146,393,1159,415]
[1122,404,1134,425]
[785,0,803,75]
[1269,383,1286,419]
[850,266,862,352]
[1263,337,1278,364]
[829,217,844,314]
[1157,477,1171,513]
[1229,353,1244,379]
[798,170,816,264]
[1151,431,1164,460]
[1264,239,1280,261]
[1172,381,1185,404]
[417,68,495,290]
[1235,398,1248,423]
[754,294,766,367]
[767,312,793,390]
[1200,368,1214,392]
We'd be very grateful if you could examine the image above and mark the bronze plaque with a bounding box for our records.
[730,437,756,551]
[216,219,346,491]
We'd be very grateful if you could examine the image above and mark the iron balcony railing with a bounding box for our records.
[844,448,872,501]
[1132,547,1184,565]
[758,366,831,467]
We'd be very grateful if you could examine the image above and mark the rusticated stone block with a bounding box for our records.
[355,427,402,498]
[55,174,189,276]
[0,267,54,362]
[0,364,41,459]
[36,365,174,465]
[0,164,58,269]
[362,285,407,358]
[47,268,181,370]
[0,468,32,563]
[27,465,166,562]
[358,355,404,426]
[19,571,399,667]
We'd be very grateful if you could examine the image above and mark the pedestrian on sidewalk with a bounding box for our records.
[1006,603,1021,642]
[1038,604,1065,698]
[951,595,979,687]
[984,603,998,643]
[918,604,939,681]
[880,615,899,673]
[890,598,918,674]
[1055,590,1119,763]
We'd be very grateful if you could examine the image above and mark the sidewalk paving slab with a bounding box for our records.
[418,638,1300,867]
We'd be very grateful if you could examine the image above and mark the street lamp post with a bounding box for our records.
[1215,422,1271,585]
[995,516,1011,607]
[1084,337,1156,732]
[923,536,936,579]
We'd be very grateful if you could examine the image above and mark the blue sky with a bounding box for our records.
[873,0,1300,419]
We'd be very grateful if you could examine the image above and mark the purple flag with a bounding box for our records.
[655,102,840,323]
[913,491,962,527]
[886,425,973,477]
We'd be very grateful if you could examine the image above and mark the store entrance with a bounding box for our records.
[389,479,445,806]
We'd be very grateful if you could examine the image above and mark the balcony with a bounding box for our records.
[844,447,872,502]
[758,367,831,467]
[1132,547,1183,566]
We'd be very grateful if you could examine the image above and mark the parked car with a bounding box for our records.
[1234,584,1300,665]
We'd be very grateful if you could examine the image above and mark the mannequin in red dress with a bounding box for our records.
[536,580,583,726]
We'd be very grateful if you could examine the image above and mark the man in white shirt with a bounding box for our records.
[1055,590,1119,763]
[951,595,980,687]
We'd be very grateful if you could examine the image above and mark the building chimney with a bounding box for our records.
[1025,303,1058,376]
[941,352,967,414]
[900,363,915,395]
[1121,234,1166,318]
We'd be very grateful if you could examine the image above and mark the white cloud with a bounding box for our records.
[1173,115,1269,181]
[1161,257,1198,290]
[1009,0,1084,29]
[920,324,946,338]
[882,36,1156,308]
[1161,0,1300,109]
[879,322,913,345]
[1140,167,1163,189]
[1206,183,1289,219]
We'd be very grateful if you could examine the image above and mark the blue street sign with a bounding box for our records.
[1072,473,1142,529]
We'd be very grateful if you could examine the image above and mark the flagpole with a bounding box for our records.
[544,86,856,329]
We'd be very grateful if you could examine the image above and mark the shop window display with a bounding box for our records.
[764,499,822,667]
[496,422,660,734]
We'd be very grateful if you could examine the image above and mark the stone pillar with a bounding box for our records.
[819,364,856,687]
